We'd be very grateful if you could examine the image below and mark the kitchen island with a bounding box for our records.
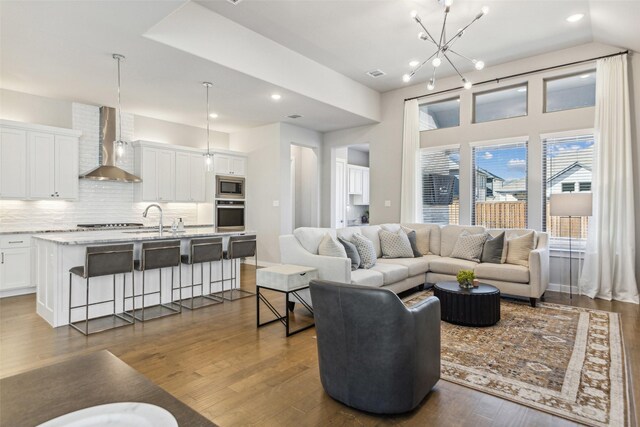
[33,227,255,327]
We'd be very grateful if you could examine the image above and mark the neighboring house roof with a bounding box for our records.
[547,161,592,183]
[477,167,504,182]
[495,178,527,193]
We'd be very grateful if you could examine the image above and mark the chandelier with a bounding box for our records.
[403,0,489,91]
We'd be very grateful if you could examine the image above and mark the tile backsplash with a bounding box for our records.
[0,103,208,230]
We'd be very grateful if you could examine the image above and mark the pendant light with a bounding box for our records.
[203,81,213,171]
[112,54,127,158]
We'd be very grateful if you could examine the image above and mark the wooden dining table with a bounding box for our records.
[0,350,216,426]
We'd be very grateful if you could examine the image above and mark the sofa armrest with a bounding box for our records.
[279,235,351,283]
[408,296,441,395]
[529,247,549,298]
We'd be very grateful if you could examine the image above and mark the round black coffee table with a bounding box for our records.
[434,281,500,326]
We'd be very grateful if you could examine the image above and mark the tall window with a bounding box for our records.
[473,84,528,123]
[542,134,594,244]
[545,71,596,113]
[472,141,528,228]
[420,147,460,225]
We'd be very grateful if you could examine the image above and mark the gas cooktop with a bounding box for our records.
[76,223,144,229]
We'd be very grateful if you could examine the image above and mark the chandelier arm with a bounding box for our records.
[411,51,440,76]
[448,48,475,64]
[443,14,483,50]
[443,53,465,80]
[416,20,439,47]
[438,9,449,49]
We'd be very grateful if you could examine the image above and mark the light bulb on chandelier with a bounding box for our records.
[402,74,412,83]
[427,79,435,91]
[432,57,442,67]
[474,60,485,70]
[462,78,473,90]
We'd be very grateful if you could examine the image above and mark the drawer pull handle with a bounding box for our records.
[299,272,306,276]
[8,241,24,244]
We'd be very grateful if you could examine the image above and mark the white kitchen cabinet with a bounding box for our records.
[0,235,32,292]
[348,166,363,195]
[1,120,79,201]
[361,168,370,205]
[175,152,206,202]
[214,154,245,176]
[135,146,175,202]
[0,127,28,199]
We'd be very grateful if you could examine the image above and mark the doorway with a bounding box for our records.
[290,144,319,230]
[332,144,370,229]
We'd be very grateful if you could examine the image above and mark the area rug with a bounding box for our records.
[403,291,629,427]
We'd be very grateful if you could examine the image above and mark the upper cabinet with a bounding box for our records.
[348,165,370,206]
[0,120,80,200]
[133,141,209,203]
[214,154,245,176]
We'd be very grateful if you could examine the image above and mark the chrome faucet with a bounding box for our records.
[143,204,163,235]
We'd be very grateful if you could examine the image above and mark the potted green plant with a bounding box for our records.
[456,270,475,289]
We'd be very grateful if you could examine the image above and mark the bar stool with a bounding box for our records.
[126,240,181,322]
[220,234,257,301]
[179,237,224,309]
[68,244,134,335]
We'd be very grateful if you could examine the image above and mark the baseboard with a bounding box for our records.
[0,286,36,299]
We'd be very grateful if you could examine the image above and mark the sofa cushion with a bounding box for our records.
[318,233,347,258]
[401,227,423,257]
[379,229,414,258]
[506,231,535,267]
[450,231,488,262]
[402,223,438,255]
[481,231,505,264]
[475,262,529,284]
[338,237,360,271]
[351,233,377,269]
[440,225,486,257]
[336,226,361,241]
[350,269,384,287]
[377,257,429,276]
[294,228,336,254]
[360,225,383,257]
[429,256,478,276]
[369,263,409,285]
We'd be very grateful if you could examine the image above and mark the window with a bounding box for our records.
[542,134,594,243]
[419,97,460,131]
[473,84,527,123]
[472,141,528,228]
[420,147,460,225]
[545,71,596,113]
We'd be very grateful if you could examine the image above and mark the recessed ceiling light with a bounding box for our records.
[271,94,281,101]
[209,113,218,119]
[409,60,420,68]
[566,13,584,23]
[580,73,590,79]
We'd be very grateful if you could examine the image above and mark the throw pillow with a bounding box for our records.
[318,233,347,258]
[506,231,535,267]
[351,233,377,269]
[338,237,361,271]
[379,229,414,259]
[401,226,422,257]
[481,232,505,264]
[450,230,488,262]
[414,228,431,255]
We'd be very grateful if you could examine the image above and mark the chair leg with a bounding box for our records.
[68,273,73,325]
[85,277,90,335]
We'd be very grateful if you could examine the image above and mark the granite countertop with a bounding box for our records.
[0,224,216,235]
[33,227,255,245]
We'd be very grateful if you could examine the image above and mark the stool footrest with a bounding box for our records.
[69,313,134,336]
[124,303,181,322]
[178,295,224,310]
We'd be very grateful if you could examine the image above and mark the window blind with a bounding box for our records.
[542,134,594,241]
[472,141,528,228]
[420,147,460,225]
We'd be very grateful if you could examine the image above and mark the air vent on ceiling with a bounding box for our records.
[366,69,386,78]
[287,114,303,119]
[227,0,242,4]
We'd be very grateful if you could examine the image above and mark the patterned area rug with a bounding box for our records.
[403,291,629,427]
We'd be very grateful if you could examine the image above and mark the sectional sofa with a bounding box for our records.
[279,223,549,307]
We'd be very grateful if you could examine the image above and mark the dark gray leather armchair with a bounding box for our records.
[309,280,441,414]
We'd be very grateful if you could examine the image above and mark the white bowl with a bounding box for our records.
[38,402,178,427]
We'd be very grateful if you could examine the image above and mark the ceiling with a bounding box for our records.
[1,0,639,135]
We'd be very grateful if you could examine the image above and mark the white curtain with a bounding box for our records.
[400,99,420,223]
[579,54,639,304]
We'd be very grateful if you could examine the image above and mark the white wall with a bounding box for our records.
[347,148,369,167]
[134,115,229,150]
[0,88,72,128]
[292,145,318,228]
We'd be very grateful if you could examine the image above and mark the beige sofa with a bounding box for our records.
[279,223,549,307]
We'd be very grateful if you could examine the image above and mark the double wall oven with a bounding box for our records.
[215,176,246,231]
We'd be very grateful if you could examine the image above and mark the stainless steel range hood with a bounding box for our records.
[79,106,142,183]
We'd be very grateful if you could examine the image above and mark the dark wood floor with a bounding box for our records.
[0,265,638,427]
